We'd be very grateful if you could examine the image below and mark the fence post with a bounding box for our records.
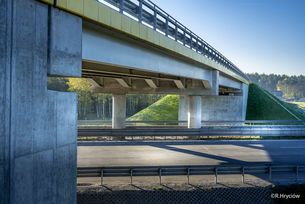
[159,168,162,185]
[130,169,133,185]
[242,167,245,184]
[269,166,272,181]
[187,168,190,185]
[295,166,299,181]
[100,169,104,186]
[215,167,218,184]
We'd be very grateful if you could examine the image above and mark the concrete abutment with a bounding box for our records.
[0,1,81,203]
[178,84,249,128]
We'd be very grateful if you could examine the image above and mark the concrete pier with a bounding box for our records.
[0,1,81,203]
[112,94,126,129]
[188,96,202,128]
[178,95,189,125]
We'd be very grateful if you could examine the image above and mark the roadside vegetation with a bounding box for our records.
[129,83,305,122]
[246,84,305,120]
[48,75,305,122]
[128,95,179,121]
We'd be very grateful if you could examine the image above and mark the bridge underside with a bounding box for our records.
[81,21,248,129]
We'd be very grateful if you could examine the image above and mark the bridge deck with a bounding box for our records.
[38,0,248,84]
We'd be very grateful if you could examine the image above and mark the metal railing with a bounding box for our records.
[97,0,249,80]
[78,120,305,127]
[78,164,305,185]
[78,125,305,137]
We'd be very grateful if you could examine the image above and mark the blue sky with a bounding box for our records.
[152,0,305,75]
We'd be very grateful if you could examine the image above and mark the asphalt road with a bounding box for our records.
[78,140,305,167]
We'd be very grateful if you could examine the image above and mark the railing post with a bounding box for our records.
[183,29,186,45]
[138,0,143,23]
[153,7,157,30]
[159,168,162,185]
[165,17,169,36]
[100,169,104,186]
[119,0,124,13]
[215,167,218,184]
[175,23,178,41]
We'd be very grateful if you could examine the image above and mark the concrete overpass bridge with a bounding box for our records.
[59,0,250,129]
[1,0,249,203]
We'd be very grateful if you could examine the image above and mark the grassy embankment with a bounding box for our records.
[246,83,305,121]
[129,84,305,122]
[128,94,179,121]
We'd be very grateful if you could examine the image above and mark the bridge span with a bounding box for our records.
[1,0,250,203]
[49,0,250,129]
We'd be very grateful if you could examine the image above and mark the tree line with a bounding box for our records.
[247,73,305,99]
[48,77,163,120]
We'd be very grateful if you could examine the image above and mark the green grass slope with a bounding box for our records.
[246,84,305,120]
[128,95,179,121]
[128,84,305,121]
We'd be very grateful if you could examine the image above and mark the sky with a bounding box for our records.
[152,0,305,75]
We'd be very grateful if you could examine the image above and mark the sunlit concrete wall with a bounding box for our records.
[201,96,246,123]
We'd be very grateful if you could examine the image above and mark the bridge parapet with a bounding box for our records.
[37,0,249,84]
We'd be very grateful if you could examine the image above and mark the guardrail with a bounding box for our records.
[98,0,249,80]
[78,120,305,127]
[78,125,305,137]
[78,164,305,185]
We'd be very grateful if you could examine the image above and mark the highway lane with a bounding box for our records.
[78,140,305,167]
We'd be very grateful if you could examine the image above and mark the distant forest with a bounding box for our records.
[48,77,163,120]
[48,73,304,120]
[247,73,305,99]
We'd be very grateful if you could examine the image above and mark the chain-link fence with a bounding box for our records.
[77,187,272,204]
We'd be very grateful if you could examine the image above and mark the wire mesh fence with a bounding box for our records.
[77,186,272,204]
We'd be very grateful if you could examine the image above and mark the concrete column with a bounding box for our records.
[188,96,202,128]
[112,94,126,129]
[178,95,189,126]
[0,1,81,204]
[241,83,249,120]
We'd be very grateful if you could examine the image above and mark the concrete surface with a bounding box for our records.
[201,95,245,122]
[188,96,202,128]
[49,8,82,77]
[112,94,126,129]
[178,95,189,124]
[0,1,80,203]
[82,24,213,84]
[78,140,305,167]
[242,83,249,120]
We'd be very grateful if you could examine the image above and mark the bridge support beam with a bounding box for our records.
[0,1,81,203]
[112,94,126,129]
[188,96,202,128]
